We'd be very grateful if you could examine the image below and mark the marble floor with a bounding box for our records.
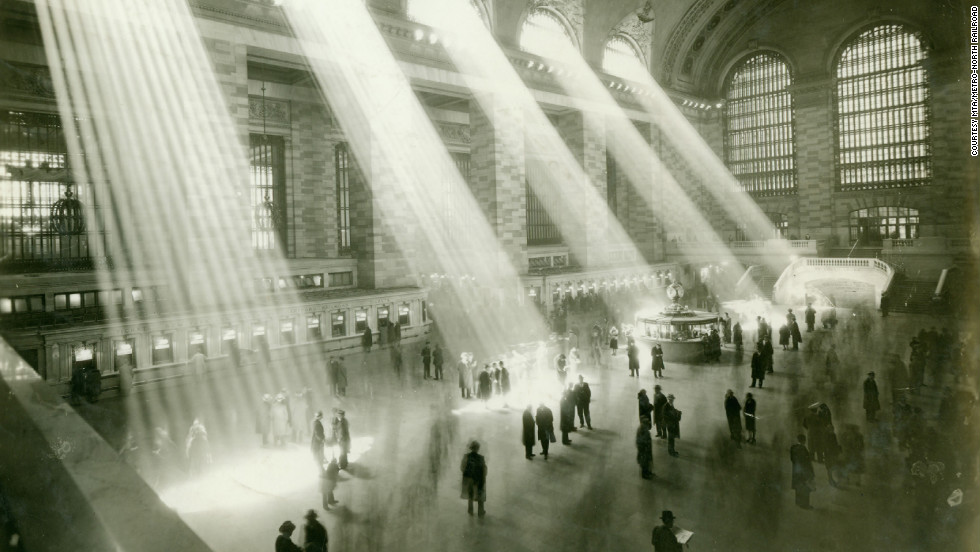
[72,311,978,552]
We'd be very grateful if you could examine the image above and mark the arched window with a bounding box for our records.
[849,206,919,245]
[603,35,647,81]
[835,25,930,191]
[520,8,576,62]
[723,53,796,196]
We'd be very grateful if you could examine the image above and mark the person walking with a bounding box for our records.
[627,338,640,377]
[327,357,340,397]
[522,405,536,459]
[460,441,487,516]
[744,393,757,444]
[636,416,655,479]
[651,344,665,378]
[535,403,555,460]
[433,344,444,381]
[560,385,576,445]
[750,348,765,388]
[574,375,592,429]
[733,321,743,352]
[651,511,683,552]
[302,510,327,552]
[790,434,815,509]
[320,459,340,509]
[724,390,743,447]
[863,371,880,422]
[276,521,302,552]
[805,304,816,332]
[653,385,668,439]
[664,394,682,457]
[421,342,432,380]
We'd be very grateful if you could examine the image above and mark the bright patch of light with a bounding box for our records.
[603,36,648,81]
[520,8,577,62]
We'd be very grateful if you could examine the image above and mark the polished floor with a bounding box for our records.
[74,310,978,552]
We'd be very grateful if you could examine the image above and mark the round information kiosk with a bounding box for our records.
[634,282,721,363]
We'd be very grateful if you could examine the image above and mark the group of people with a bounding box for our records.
[275,510,328,552]
[257,388,315,448]
[722,389,758,447]
[520,374,593,460]
[456,353,512,404]
[636,385,682,478]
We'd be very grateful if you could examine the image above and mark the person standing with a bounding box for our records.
[790,320,803,351]
[733,321,743,352]
[457,354,471,399]
[335,357,348,397]
[744,392,757,444]
[651,511,683,552]
[609,326,619,356]
[723,313,732,344]
[276,521,302,552]
[761,336,774,373]
[432,344,444,381]
[863,371,880,422]
[664,394,682,457]
[535,403,554,460]
[332,409,351,469]
[651,344,665,378]
[638,389,654,422]
[522,405,536,459]
[750,348,765,388]
[460,441,487,517]
[724,390,743,447]
[327,357,339,397]
[311,411,326,470]
[555,353,568,386]
[390,344,403,376]
[320,458,340,509]
[478,365,492,405]
[790,434,815,509]
[627,338,640,377]
[778,324,791,351]
[636,417,654,479]
[653,385,668,439]
[574,375,592,429]
[499,361,511,405]
[302,510,328,552]
[361,326,373,354]
[560,385,576,445]
[421,342,432,380]
[805,304,816,332]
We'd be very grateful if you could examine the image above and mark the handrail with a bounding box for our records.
[773,257,895,306]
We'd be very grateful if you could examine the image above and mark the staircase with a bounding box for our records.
[735,266,778,300]
[886,273,938,314]
[755,273,778,300]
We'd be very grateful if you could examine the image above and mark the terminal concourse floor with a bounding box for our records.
[74,311,977,552]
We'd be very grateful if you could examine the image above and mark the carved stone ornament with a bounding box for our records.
[248,96,290,126]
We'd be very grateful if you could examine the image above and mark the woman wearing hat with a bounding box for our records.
[275,521,301,552]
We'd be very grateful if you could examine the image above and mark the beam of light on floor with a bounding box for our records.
[281,0,554,358]
[35,0,328,502]
[397,3,652,274]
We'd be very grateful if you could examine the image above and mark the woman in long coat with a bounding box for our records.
[744,393,757,444]
[637,389,654,421]
[521,405,536,459]
[778,324,791,350]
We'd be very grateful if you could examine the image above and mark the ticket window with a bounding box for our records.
[114,340,135,372]
[398,304,410,326]
[73,345,96,375]
[332,312,347,338]
[354,310,367,333]
[151,335,174,365]
[421,301,427,322]
[280,319,295,345]
[220,327,239,355]
[188,329,207,358]
[252,323,268,351]
[307,314,322,340]
[377,306,390,330]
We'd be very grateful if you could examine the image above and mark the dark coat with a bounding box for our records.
[478,371,492,399]
[276,534,302,552]
[651,346,665,371]
[522,409,536,446]
[361,327,373,348]
[303,519,328,552]
[744,397,757,432]
[460,451,487,501]
[651,524,682,552]
[791,322,803,344]
[779,325,791,347]
[724,396,742,427]
[653,392,668,424]
[750,352,765,380]
[863,377,880,412]
[311,419,325,453]
[432,347,443,366]
[664,403,681,438]
[805,307,816,326]
[636,425,653,466]
[733,323,743,346]
[790,443,815,490]
[535,406,554,441]
[574,382,591,406]
[500,368,511,394]
[560,393,576,432]
[638,393,654,420]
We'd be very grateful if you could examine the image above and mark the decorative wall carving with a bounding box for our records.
[438,122,471,146]
[248,96,291,127]
[0,61,56,99]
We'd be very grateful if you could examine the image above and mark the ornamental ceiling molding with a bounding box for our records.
[702,0,793,93]
[610,15,653,67]
[662,0,720,83]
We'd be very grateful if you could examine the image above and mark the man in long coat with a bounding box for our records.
[790,321,803,350]
[574,375,592,429]
[535,403,554,460]
[790,434,815,508]
[559,386,576,445]
[460,441,487,516]
[733,322,743,352]
[664,395,682,457]
[421,342,432,380]
[653,385,668,439]
[522,405,536,459]
[724,390,743,447]
[651,344,665,378]
[311,411,326,470]
[636,417,654,479]
[761,336,774,373]
[805,304,817,332]
[750,348,766,388]
[863,371,880,422]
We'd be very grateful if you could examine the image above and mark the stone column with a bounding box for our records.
[791,77,836,242]
[556,110,608,268]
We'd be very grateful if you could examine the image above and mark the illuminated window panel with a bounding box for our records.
[724,54,797,196]
[603,36,647,81]
[520,8,576,62]
[835,25,930,191]
[249,134,286,251]
[848,206,919,245]
[525,179,562,246]
[335,143,352,256]
[768,212,790,238]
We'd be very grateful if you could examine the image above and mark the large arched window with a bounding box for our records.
[520,8,576,62]
[723,53,797,195]
[603,35,647,81]
[849,206,919,245]
[835,25,930,191]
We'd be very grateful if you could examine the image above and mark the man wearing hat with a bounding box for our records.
[663,394,682,457]
[652,386,667,439]
[460,440,487,516]
[863,371,880,422]
[303,510,328,552]
[651,510,682,551]
[311,411,326,471]
[275,521,301,552]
